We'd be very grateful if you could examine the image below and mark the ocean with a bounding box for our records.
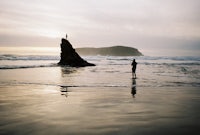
[0,54,200,135]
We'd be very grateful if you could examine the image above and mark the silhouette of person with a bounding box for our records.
[66,34,68,39]
[131,59,137,78]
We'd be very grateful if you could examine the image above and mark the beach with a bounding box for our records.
[0,55,200,135]
[1,0,200,134]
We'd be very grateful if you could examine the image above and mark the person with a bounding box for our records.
[131,59,137,78]
[66,34,68,39]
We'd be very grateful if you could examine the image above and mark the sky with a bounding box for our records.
[0,0,200,56]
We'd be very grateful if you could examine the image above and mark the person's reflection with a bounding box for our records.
[131,78,137,97]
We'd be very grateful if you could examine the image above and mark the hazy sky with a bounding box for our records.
[0,0,200,56]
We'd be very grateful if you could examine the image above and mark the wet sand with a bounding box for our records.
[0,84,199,135]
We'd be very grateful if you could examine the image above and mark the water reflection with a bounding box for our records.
[131,78,137,97]
[60,67,77,97]
[61,67,77,77]
[60,86,68,98]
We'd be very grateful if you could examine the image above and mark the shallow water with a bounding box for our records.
[0,55,200,134]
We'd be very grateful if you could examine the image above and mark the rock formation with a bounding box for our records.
[76,46,143,56]
[58,38,95,67]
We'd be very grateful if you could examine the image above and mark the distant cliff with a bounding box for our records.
[76,46,143,56]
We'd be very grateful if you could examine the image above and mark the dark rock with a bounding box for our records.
[58,38,95,67]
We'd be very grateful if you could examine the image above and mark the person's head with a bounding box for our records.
[133,59,135,62]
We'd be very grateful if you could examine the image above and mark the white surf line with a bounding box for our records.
[60,85,129,88]
[1,81,129,88]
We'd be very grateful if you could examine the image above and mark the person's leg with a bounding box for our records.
[132,72,136,78]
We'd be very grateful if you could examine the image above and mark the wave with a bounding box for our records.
[1,54,199,72]
[170,81,200,87]
[0,81,129,88]
[0,64,58,69]
[60,85,129,88]
[137,56,200,61]
[142,62,200,66]
[0,54,59,61]
[1,54,199,62]
[3,82,199,88]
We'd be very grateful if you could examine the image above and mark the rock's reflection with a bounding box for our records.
[60,86,68,98]
[61,67,77,77]
[60,67,78,98]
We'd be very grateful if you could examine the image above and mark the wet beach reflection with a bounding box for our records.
[131,78,136,97]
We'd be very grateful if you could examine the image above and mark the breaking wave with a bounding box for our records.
[0,64,58,69]
[0,54,60,61]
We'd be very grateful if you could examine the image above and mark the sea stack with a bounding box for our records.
[58,37,95,67]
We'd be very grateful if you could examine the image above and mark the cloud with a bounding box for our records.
[0,0,200,56]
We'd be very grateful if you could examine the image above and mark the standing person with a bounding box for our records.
[131,59,137,78]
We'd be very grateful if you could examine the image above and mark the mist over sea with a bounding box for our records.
[0,53,200,135]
